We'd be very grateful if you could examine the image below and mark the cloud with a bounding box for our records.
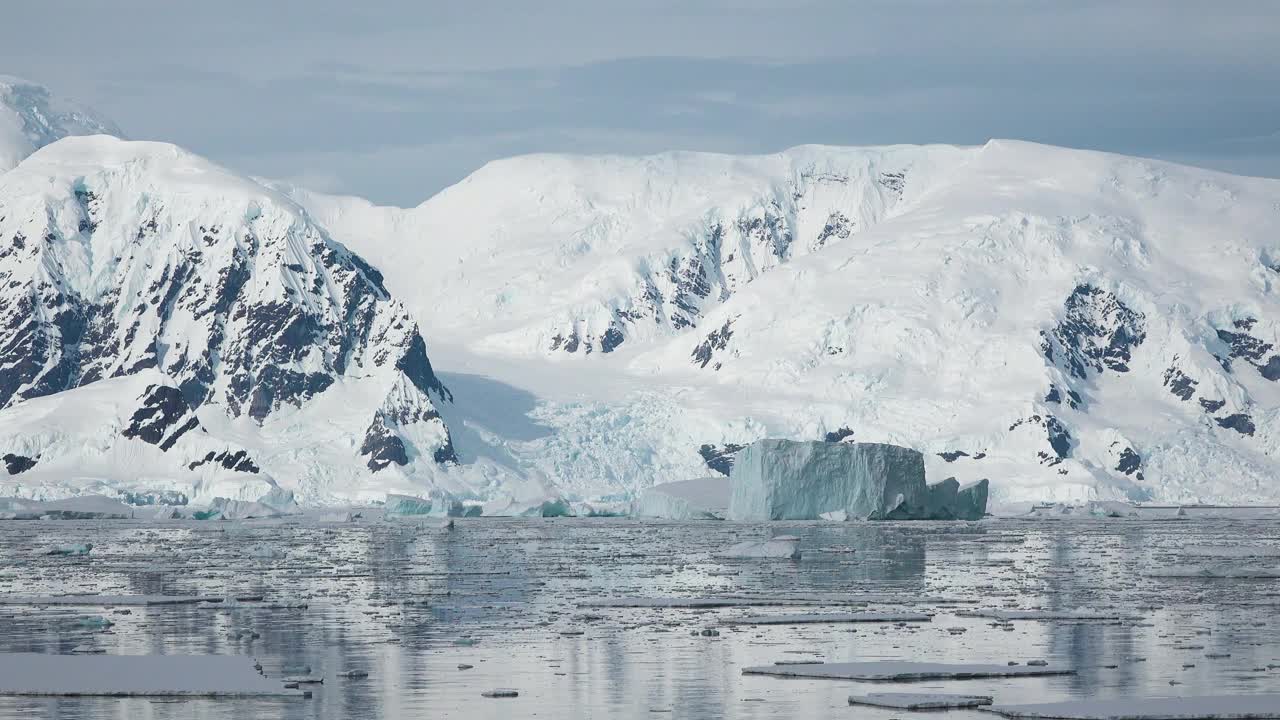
[2,2,1278,202]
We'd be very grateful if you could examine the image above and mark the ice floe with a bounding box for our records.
[742,661,1074,681]
[0,653,305,697]
[848,692,993,709]
[986,694,1280,719]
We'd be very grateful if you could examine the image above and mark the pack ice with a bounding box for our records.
[726,440,988,520]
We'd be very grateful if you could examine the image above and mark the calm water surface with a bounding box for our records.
[1,517,1278,719]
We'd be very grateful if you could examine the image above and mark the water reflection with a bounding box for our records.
[0,517,1277,719]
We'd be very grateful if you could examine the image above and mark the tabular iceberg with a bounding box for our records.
[726,440,987,521]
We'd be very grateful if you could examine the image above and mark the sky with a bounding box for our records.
[2,1,1278,206]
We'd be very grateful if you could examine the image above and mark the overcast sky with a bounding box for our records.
[3,1,1277,206]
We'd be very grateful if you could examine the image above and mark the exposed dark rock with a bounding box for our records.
[1042,284,1146,380]
[2,453,37,475]
[1012,414,1071,466]
[736,209,792,261]
[815,212,853,248]
[1115,447,1142,476]
[698,443,745,476]
[1215,319,1280,382]
[122,385,192,446]
[1162,365,1197,401]
[360,417,409,472]
[823,427,855,443]
[1199,398,1226,413]
[878,171,905,198]
[1217,325,1271,362]
[938,451,969,462]
[187,450,260,474]
[692,318,735,370]
[1216,413,1256,436]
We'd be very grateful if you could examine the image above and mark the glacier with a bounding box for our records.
[293,140,1280,507]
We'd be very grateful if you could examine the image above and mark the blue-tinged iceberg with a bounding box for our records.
[726,440,987,521]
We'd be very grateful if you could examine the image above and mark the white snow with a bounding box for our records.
[7,115,1280,507]
[292,141,1280,507]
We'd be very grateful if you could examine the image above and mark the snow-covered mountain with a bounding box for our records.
[0,75,121,173]
[0,136,477,505]
[290,142,1280,505]
[3,73,1279,509]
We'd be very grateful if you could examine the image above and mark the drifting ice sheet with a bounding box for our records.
[986,694,1280,719]
[0,653,303,697]
[848,693,993,709]
[742,661,1074,681]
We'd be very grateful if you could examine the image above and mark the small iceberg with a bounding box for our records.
[631,477,730,520]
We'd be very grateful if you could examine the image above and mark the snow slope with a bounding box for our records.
[0,136,518,505]
[290,141,1280,505]
[0,75,121,173]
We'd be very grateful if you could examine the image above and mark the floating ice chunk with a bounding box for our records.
[46,543,92,556]
[0,653,304,697]
[818,510,848,521]
[719,536,801,560]
[197,498,282,520]
[385,490,464,518]
[521,498,573,517]
[4,495,135,520]
[986,694,1280,719]
[1089,501,1139,518]
[482,688,519,698]
[729,440,926,521]
[729,612,932,625]
[742,661,1073,681]
[256,486,297,512]
[631,477,730,520]
[247,545,285,560]
[848,693,993,709]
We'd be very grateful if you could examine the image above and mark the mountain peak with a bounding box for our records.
[0,75,123,173]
